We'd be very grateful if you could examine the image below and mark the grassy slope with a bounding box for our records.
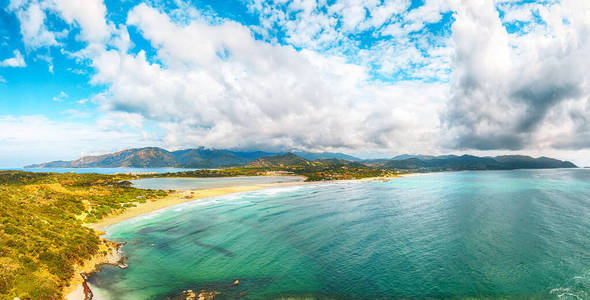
[0,171,167,300]
[243,154,399,180]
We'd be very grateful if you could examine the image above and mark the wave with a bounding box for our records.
[550,269,590,300]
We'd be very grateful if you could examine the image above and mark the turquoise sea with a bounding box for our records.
[89,169,590,299]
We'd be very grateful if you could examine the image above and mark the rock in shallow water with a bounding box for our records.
[181,289,196,300]
[179,288,220,300]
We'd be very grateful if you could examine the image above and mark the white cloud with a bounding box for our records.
[6,0,590,167]
[50,0,112,44]
[363,0,411,29]
[444,0,590,151]
[78,3,446,154]
[0,76,6,83]
[8,0,114,54]
[497,2,538,24]
[330,0,367,32]
[0,50,26,67]
[381,0,450,36]
[52,91,68,102]
[405,0,450,28]
[247,0,452,81]
[8,0,58,49]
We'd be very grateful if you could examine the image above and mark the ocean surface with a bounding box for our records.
[1,167,199,174]
[90,169,590,299]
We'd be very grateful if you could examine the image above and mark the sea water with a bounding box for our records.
[89,169,590,299]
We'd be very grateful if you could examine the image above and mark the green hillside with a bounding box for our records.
[0,171,167,299]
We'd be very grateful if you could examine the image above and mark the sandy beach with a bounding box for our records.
[90,179,309,232]
[89,175,416,232]
[88,173,418,230]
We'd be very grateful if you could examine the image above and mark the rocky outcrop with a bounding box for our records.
[181,289,220,300]
[66,240,127,300]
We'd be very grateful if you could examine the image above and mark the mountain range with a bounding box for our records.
[24,147,361,169]
[25,147,577,171]
[25,147,272,169]
[369,154,577,170]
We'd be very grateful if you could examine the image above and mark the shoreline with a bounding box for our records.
[89,179,309,232]
[89,175,414,232]
[64,241,124,300]
[65,175,411,299]
[65,179,311,300]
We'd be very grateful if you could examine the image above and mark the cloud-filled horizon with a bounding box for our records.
[1,0,590,167]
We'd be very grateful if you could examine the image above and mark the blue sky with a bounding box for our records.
[1,0,590,167]
[0,0,448,124]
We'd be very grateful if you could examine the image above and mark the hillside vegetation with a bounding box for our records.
[243,153,399,180]
[147,152,577,181]
[0,171,167,300]
[150,153,400,181]
[371,154,577,171]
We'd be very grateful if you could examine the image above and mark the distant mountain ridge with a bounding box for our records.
[25,148,577,171]
[369,154,577,170]
[24,147,360,169]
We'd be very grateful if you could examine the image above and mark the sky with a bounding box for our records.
[1,0,590,167]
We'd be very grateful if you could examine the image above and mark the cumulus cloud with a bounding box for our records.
[82,3,446,153]
[8,0,58,49]
[248,0,452,80]
[4,0,449,156]
[0,50,26,67]
[8,0,113,53]
[443,0,590,151]
[50,0,112,44]
[6,0,590,166]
